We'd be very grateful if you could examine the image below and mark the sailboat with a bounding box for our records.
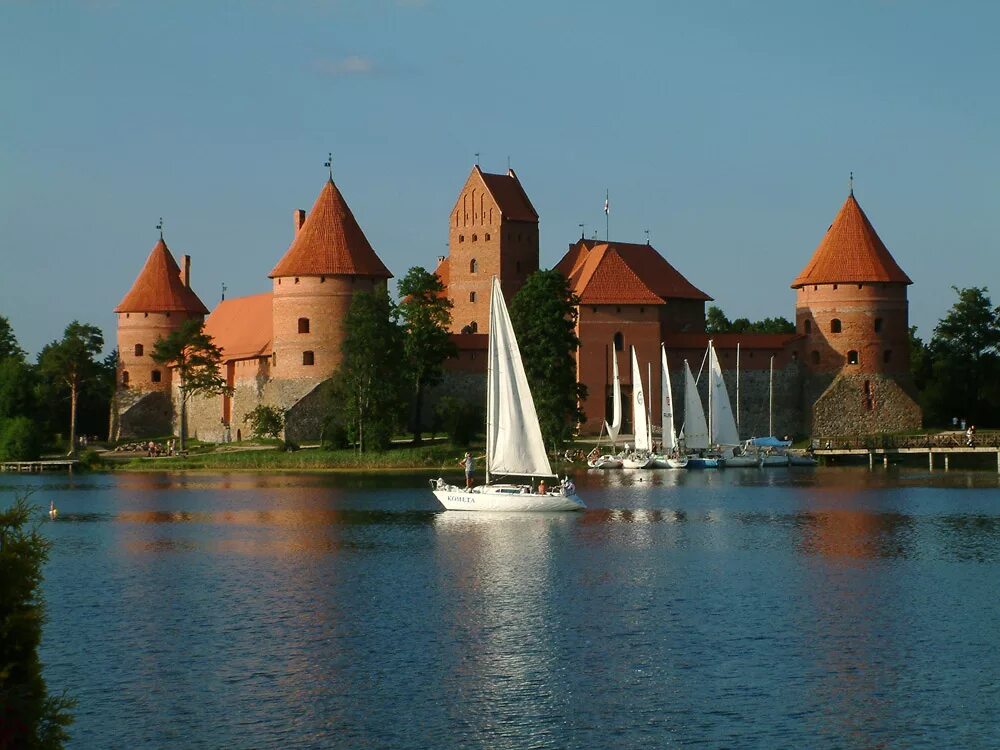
[622,347,655,469]
[681,357,717,468]
[431,277,585,512]
[651,345,687,468]
[588,345,623,469]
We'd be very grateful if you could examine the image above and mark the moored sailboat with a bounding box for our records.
[431,277,585,512]
[588,344,624,469]
[622,346,655,469]
[651,345,687,468]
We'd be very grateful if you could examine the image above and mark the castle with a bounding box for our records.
[112,165,921,442]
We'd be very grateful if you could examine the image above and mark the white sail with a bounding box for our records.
[682,359,709,450]
[487,277,554,478]
[605,347,622,443]
[631,347,650,452]
[661,344,677,452]
[709,342,740,446]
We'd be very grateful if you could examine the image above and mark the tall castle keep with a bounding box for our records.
[114,164,921,443]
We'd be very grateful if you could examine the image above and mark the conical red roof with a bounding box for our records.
[791,193,911,288]
[269,179,392,279]
[115,239,209,314]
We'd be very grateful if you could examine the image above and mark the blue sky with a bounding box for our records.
[2,0,998,356]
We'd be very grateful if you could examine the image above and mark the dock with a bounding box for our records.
[0,460,80,473]
[813,432,1000,471]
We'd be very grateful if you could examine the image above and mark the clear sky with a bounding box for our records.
[2,0,998,357]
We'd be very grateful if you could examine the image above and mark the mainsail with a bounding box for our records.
[605,347,622,444]
[631,347,651,452]
[682,359,709,450]
[486,277,554,478]
[709,341,740,446]
[661,344,677,452]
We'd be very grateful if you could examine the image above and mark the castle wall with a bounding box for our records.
[271,275,382,382]
[116,310,201,392]
[809,372,922,436]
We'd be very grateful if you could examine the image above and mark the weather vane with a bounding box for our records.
[579,223,585,239]
[325,153,333,180]
[644,228,650,245]
[849,171,854,195]
[221,282,227,302]
[475,152,480,167]
[156,217,164,240]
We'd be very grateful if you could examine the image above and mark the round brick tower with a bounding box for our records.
[268,178,392,382]
[791,189,921,434]
[792,190,912,375]
[114,238,209,392]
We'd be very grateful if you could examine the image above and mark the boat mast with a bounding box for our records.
[735,342,740,432]
[485,279,495,485]
[707,341,713,448]
[769,354,775,437]
[647,361,653,450]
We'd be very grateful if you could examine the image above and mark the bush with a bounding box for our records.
[244,405,284,440]
[321,418,350,450]
[0,417,43,461]
[78,449,105,471]
[278,439,299,452]
[435,396,482,447]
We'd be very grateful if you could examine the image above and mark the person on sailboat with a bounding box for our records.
[538,479,547,495]
[459,452,485,488]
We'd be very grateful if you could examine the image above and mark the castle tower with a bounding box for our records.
[443,166,539,334]
[268,177,392,382]
[113,237,209,436]
[791,190,921,433]
[115,238,209,391]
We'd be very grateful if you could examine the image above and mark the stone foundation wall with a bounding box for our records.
[810,373,922,435]
[282,381,331,443]
[114,389,173,439]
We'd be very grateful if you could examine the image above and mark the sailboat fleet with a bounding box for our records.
[589,339,811,471]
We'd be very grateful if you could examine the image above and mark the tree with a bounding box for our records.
[925,287,1000,425]
[705,305,794,334]
[0,357,36,421]
[0,418,43,461]
[0,496,75,748]
[330,287,409,453]
[36,322,104,456]
[244,405,284,440]
[509,270,587,450]
[398,266,456,444]
[151,319,229,452]
[0,316,25,362]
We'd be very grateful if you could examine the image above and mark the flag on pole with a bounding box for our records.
[604,196,609,215]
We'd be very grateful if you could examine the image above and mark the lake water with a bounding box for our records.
[4,467,1000,749]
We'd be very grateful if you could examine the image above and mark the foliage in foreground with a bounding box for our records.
[0,497,74,749]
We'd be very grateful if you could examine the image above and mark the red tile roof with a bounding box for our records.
[270,179,392,279]
[556,239,711,304]
[432,256,450,299]
[478,167,538,222]
[203,292,273,361]
[115,239,209,314]
[792,193,912,288]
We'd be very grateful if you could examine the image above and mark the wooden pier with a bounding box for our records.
[0,460,79,473]
[813,432,1000,471]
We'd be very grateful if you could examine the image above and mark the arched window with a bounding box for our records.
[874,317,883,333]
[122,371,130,386]
[134,343,144,357]
[470,258,477,273]
[151,370,161,383]
[884,349,892,363]
[470,321,478,333]
[847,350,859,365]
[298,317,310,334]
[469,291,476,303]
[831,319,842,333]
[804,319,812,334]
[472,234,478,241]
[810,350,820,365]
[485,233,490,241]
[302,351,315,366]
[613,332,624,352]
[459,235,465,243]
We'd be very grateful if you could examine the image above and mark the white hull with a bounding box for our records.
[433,483,585,512]
[588,456,623,469]
[725,454,761,468]
[622,454,655,469]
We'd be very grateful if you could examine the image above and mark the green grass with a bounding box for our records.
[116,442,479,472]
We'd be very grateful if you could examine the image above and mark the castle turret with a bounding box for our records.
[445,166,539,334]
[115,238,208,392]
[268,178,392,382]
[792,190,920,433]
[113,237,208,437]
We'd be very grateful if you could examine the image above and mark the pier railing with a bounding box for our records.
[812,432,1000,451]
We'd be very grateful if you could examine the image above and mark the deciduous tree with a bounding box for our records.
[398,266,455,444]
[151,319,229,451]
[37,322,103,456]
[509,270,587,450]
[329,287,409,452]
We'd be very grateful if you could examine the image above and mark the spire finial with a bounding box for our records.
[507,155,511,172]
[579,223,585,239]
[156,217,164,240]
[849,171,854,195]
[325,152,333,180]
[475,152,480,167]
[644,228,650,245]
[221,282,227,302]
